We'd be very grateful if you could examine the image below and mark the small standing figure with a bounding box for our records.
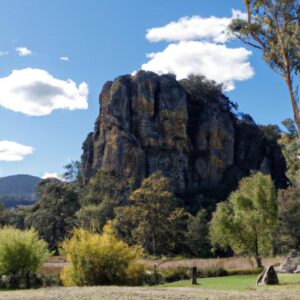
[192,266,197,285]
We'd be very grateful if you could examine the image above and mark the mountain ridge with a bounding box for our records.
[0,174,41,208]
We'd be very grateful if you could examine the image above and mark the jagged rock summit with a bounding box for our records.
[81,71,287,200]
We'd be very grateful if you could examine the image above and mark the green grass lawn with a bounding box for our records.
[159,274,300,291]
[1,274,300,300]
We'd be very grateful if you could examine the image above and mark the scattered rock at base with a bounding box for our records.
[294,265,300,274]
[277,250,300,273]
[257,265,279,285]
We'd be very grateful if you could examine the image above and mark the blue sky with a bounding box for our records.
[0,0,293,178]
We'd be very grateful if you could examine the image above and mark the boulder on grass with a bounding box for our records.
[257,265,279,285]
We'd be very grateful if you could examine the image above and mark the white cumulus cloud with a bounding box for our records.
[146,9,247,44]
[0,141,34,161]
[0,68,89,116]
[42,172,63,180]
[142,41,254,91]
[16,47,32,56]
[141,9,253,91]
[60,56,69,62]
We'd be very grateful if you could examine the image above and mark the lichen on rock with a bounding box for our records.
[81,71,287,200]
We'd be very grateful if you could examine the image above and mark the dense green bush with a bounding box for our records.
[143,267,164,286]
[162,266,190,283]
[77,170,135,233]
[76,204,110,232]
[0,206,26,229]
[60,223,145,286]
[24,180,80,251]
[274,187,300,254]
[160,266,262,281]
[227,268,263,276]
[186,209,211,258]
[180,75,237,111]
[143,265,240,285]
[37,273,62,287]
[0,226,50,288]
[197,266,228,278]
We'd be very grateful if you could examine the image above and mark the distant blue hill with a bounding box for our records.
[0,174,42,208]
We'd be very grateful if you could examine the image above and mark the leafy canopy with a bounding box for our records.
[229,0,300,131]
[210,172,277,267]
[114,171,190,256]
[229,0,300,76]
[25,180,80,251]
[180,75,237,111]
[186,209,211,258]
[274,187,300,254]
[62,160,82,185]
[278,135,300,186]
[77,170,134,232]
[128,172,176,256]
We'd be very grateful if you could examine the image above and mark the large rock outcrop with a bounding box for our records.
[81,71,287,200]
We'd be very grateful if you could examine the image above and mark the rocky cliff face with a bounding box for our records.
[81,71,287,200]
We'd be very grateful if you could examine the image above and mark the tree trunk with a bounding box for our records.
[25,272,31,289]
[243,0,300,134]
[254,233,263,268]
[152,229,157,257]
[255,256,263,269]
[192,267,198,285]
[285,76,300,134]
[272,7,300,135]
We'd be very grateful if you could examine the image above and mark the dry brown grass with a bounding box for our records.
[39,256,283,277]
[38,256,69,277]
[0,285,299,300]
[142,256,283,270]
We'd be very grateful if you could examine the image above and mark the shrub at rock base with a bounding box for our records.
[162,266,190,283]
[60,223,145,286]
[197,266,228,278]
[0,226,50,288]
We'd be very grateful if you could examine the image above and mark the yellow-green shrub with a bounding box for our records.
[60,223,145,286]
[124,262,146,286]
[60,265,75,287]
[0,226,50,278]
